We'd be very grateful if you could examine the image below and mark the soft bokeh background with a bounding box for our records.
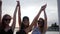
[2,0,58,27]
[1,0,59,34]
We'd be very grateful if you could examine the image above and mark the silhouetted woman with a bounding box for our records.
[0,1,18,34]
[32,4,47,34]
[16,1,47,34]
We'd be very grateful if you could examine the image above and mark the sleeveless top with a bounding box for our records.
[16,29,26,34]
[32,27,41,34]
[0,29,13,34]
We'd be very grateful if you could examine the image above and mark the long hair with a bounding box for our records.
[38,18,44,33]
[20,16,29,30]
[2,14,11,29]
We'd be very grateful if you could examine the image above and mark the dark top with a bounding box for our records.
[16,29,26,34]
[0,29,13,34]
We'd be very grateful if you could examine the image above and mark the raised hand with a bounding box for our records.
[17,1,20,7]
[40,4,47,11]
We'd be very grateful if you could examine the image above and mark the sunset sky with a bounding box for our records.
[2,0,58,27]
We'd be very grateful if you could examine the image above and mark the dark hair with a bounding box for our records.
[2,14,11,29]
[23,16,29,21]
[21,16,29,30]
[38,18,44,32]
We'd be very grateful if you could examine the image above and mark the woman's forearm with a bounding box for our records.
[44,10,47,20]
[18,4,21,28]
[43,10,47,32]
[11,5,17,31]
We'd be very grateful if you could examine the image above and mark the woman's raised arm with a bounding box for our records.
[17,1,21,29]
[43,10,47,33]
[11,2,18,31]
[24,4,47,33]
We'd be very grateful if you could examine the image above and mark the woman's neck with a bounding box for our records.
[4,25,10,32]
